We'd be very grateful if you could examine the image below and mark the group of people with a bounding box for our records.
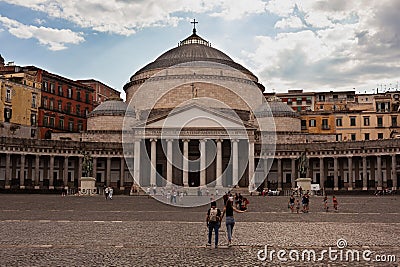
[288,193,310,213]
[104,186,114,200]
[323,195,338,212]
[206,193,247,248]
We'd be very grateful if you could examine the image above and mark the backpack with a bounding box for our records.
[209,208,219,222]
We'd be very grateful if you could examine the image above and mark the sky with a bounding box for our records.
[0,0,399,99]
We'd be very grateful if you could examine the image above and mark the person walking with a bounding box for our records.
[221,199,246,247]
[104,186,109,200]
[206,201,221,248]
[323,195,329,212]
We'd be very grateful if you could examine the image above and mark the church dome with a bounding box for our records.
[126,29,258,84]
[89,99,130,117]
[255,96,299,118]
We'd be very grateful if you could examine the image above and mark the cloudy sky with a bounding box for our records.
[0,0,399,98]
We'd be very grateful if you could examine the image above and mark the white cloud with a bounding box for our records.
[0,15,84,51]
[243,0,400,92]
[1,0,270,35]
[274,16,304,29]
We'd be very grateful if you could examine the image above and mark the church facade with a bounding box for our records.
[0,29,399,193]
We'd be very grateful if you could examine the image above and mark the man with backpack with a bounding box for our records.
[206,201,221,248]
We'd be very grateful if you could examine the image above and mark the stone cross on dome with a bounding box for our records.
[191,19,198,34]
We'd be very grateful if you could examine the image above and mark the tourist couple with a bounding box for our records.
[206,198,246,248]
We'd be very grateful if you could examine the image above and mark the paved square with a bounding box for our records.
[0,194,398,266]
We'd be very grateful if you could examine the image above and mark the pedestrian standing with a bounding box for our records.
[104,186,109,200]
[108,187,113,200]
[221,199,246,247]
[206,201,221,248]
[323,195,329,212]
[332,195,338,211]
[288,194,295,213]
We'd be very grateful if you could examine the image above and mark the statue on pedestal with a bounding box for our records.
[82,152,93,177]
[297,151,309,178]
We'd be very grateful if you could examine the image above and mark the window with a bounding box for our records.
[58,100,62,111]
[336,118,342,127]
[43,81,48,91]
[58,85,63,96]
[66,102,71,114]
[50,83,54,93]
[333,94,338,100]
[320,105,324,110]
[301,120,307,130]
[49,117,55,127]
[306,97,312,104]
[31,94,37,108]
[43,116,49,126]
[364,133,370,140]
[68,120,74,131]
[309,119,316,127]
[30,114,36,126]
[322,119,329,130]
[377,117,383,127]
[49,99,54,110]
[6,88,11,102]
[391,116,397,127]
[296,97,302,105]
[43,97,48,108]
[67,87,73,98]
[77,91,81,101]
[363,116,370,126]
[30,129,36,138]
[287,98,292,105]
[297,106,302,112]
[336,134,342,141]
[350,117,356,126]
[351,133,356,141]
[76,105,81,116]
[318,95,325,101]
[78,121,83,132]
[4,108,12,122]
[85,108,89,117]
[59,118,64,130]
[378,133,383,139]
[85,92,90,103]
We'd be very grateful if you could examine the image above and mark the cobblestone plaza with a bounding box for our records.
[0,194,398,266]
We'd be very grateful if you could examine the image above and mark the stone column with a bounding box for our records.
[166,139,173,186]
[248,140,255,188]
[78,156,83,188]
[134,139,141,185]
[362,156,368,190]
[49,156,54,189]
[391,154,397,190]
[347,156,353,190]
[120,157,125,190]
[291,158,296,189]
[216,139,223,188]
[34,155,40,188]
[232,139,239,187]
[263,158,270,188]
[63,156,69,188]
[183,139,189,187]
[150,139,157,187]
[377,155,382,190]
[92,157,97,181]
[200,139,206,187]
[319,157,324,190]
[277,158,282,191]
[5,154,11,189]
[106,157,111,186]
[19,154,25,189]
[333,157,339,190]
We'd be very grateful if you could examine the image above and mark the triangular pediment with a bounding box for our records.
[139,103,255,129]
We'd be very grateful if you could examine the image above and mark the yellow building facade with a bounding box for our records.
[0,72,41,138]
